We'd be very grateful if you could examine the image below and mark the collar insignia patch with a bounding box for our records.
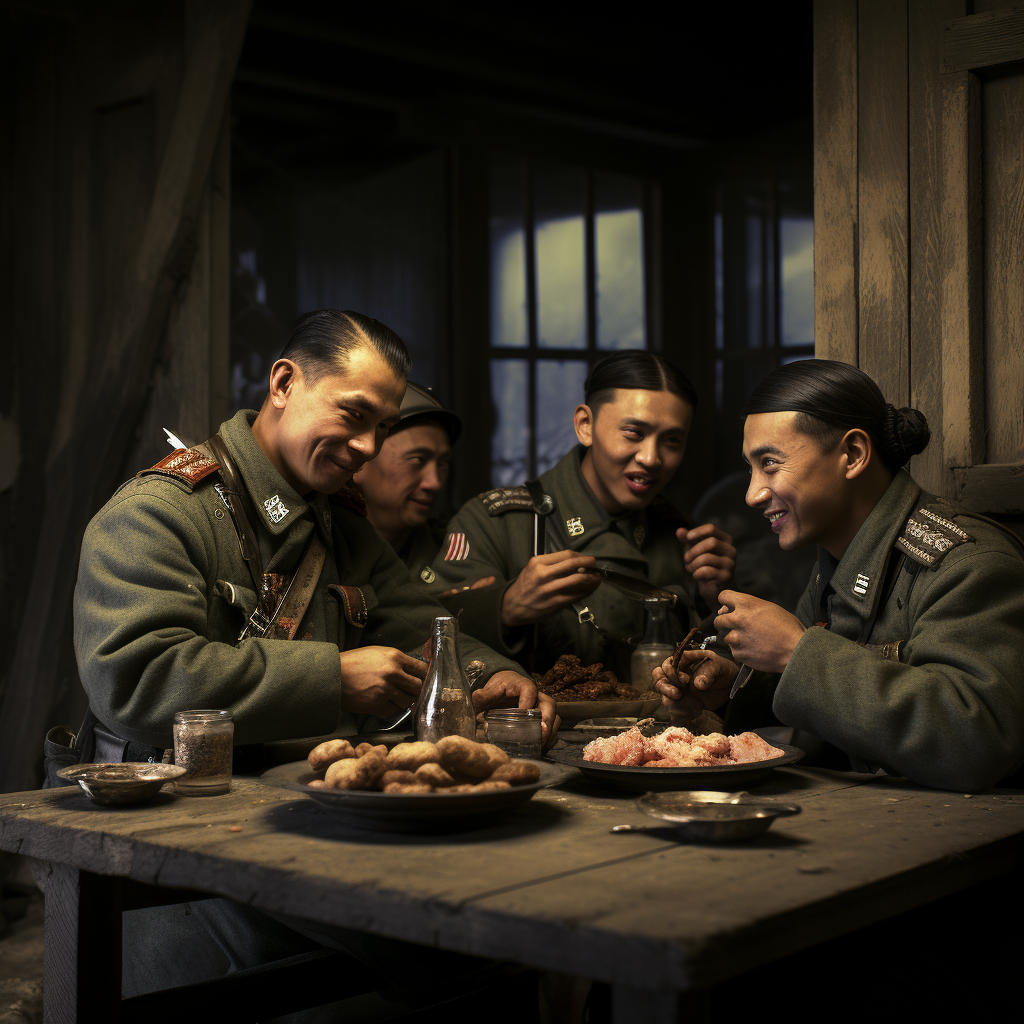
[263,494,290,525]
[566,517,585,537]
[444,533,470,561]
[853,573,870,596]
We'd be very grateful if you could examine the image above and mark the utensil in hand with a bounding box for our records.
[579,566,677,604]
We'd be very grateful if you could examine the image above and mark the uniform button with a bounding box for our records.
[214,508,225,520]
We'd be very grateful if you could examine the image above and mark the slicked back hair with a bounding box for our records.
[583,351,698,413]
[279,309,412,388]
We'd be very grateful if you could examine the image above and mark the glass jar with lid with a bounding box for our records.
[173,710,233,795]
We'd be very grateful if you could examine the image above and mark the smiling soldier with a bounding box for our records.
[425,352,735,682]
[352,381,464,578]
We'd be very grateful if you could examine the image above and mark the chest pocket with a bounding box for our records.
[329,583,378,648]
[210,579,258,641]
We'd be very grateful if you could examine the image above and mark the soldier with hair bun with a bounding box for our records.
[655,359,1024,792]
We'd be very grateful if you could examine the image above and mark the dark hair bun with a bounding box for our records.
[883,405,930,469]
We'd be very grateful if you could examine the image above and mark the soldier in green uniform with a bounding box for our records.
[424,352,736,682]
[352,381,468,574]
[655,359,1024,792]
[72,309,555,762]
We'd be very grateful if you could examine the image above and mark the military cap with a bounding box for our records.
[395,381,461,443]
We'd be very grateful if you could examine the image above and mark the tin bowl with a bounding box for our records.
[56,763,186,806]
[634,790,801,842]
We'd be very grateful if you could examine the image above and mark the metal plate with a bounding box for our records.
[56,762,186,806]
[556,698,662,725]
[259,759,567,833]
[545,743,805,792]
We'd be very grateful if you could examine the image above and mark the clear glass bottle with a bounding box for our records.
[415,616,477,742]
[630,597,676,691]
[173,710,233,795]
[485,708,543,757]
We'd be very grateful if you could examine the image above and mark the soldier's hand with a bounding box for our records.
[472,670,560,750]
[678,523,736,610]
[715,590,805,673]
[337,646,427,717]
[437,576,497,600]
[653,648,736,723]
[500,550,600,629]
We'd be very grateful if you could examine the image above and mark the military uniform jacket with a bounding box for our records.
[775,470,1024,792]
[73,410,525,750]
[398,519,448,576]
[425,447,700,678]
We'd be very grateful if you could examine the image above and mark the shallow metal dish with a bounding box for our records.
[259,759,565,833]
[546,743,804,791]
[634,790,801,842]
[56,762,186,806]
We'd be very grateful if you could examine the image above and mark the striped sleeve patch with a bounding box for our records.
[444,532,470,561]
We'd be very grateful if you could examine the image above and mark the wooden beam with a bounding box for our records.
[953,463,1024,514]
[813,0,859,365]
[0,0,251,793]
[942,5,1024,74]
[939,69,985,471]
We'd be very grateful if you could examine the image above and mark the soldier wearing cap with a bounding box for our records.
[352,382,462,576]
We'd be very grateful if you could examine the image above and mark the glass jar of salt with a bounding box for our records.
[484,708,543,757]
[173,710,233,795]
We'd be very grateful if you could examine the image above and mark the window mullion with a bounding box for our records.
[524,158,538,479]
[584,170,597,356]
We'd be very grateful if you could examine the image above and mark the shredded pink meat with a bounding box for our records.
[582,726,784,767]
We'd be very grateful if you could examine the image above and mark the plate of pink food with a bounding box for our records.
[546,724,804,791]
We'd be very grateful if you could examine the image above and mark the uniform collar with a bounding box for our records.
[219,410,331,542]
[541,447,615,550]
[824,470,921,633]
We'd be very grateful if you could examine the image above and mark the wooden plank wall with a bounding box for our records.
[813,0,1024,512]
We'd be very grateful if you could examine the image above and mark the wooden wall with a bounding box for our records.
[0,1,248,793]
[814,0,1024,512]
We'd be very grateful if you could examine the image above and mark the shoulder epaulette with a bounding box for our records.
[478,485,536,516]
[895,503,973,568]
[330,483,367,517]
[648,494,693,529]
[138,447,219,490]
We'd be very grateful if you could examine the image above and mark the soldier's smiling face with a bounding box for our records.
[574,389,693,516]
[260,344,405,496]
[743,411,858,555]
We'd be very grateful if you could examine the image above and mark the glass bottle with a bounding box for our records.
[173,710,233,795]
[629,597,676,691]
[415,616,477,742]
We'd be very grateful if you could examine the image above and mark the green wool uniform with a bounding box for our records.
[395,520,447,575]
[422,447,702,679]
[775,470,1024,792]
[73,410,525,751]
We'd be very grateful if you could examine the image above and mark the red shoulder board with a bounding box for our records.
[141,447,219,487]
[330,483,367,517]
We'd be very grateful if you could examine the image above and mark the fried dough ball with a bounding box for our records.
[307,779,333,790]
[383,741,440,772]
[435,735,509,778]
[448,780,512,793]
[379,770,420,788]
[488,761,541,786]
[324,748,387,790]
[307,738,356,771]
[383,782,433,794]
[415,762,456,787]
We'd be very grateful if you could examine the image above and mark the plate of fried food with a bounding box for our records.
[546,724,803,791]
[261,735,563,832]
[535,654,662,722]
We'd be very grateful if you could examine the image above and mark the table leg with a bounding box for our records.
[612,984,702,1024]
[43,863,123,1024]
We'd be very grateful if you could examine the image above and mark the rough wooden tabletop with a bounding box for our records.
[2,766,1022,990]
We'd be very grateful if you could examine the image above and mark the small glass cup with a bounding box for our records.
[484,708,543,758]
[173,710,233,795]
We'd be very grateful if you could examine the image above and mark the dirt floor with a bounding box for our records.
[0,856,43,1024]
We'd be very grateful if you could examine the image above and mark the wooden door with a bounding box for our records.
[814,0,1024,516]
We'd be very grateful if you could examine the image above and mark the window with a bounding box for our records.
[488,155,649,485]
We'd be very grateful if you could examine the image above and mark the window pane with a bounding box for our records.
[533,163,586,349]
[780,215,814,347]
[745,213,764,349]
[535,361,589,475]
[490,359,529,485]
[489,155,528,348]
[595,173,645,350]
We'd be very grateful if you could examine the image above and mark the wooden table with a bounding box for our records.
[2,765,1023,1023]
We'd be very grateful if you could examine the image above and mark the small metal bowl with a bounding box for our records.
[56,763,186,806]
[635,790,801,842]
